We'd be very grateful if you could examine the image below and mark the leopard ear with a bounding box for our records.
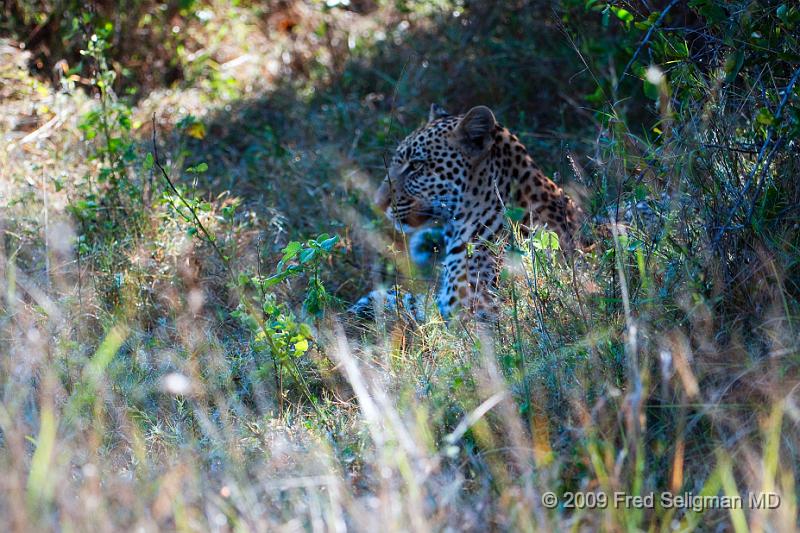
[428,103,450,122]
[454,106,496,160]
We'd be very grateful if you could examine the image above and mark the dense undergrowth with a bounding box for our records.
[1,0,799,531]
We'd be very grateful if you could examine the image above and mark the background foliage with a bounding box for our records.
[1,0,799,530]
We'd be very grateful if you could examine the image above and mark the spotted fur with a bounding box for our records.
[374,104,584,320]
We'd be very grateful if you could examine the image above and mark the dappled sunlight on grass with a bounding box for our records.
[1,0,799,531]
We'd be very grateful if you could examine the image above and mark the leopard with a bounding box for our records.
[372,104,586,321]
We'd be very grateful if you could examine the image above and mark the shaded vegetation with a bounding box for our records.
[1,0,799,531]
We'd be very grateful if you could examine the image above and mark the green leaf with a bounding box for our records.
[643,79,660,100]
[585,85,605,104]
[690,0,726,23]
[262,272,288,288]
[613,7,634,23]
[98,167,113,183]
[186,162,208,173]
[756,108,775,126]
[143,152,154,170]
[505,206,526,222]
[299,323,313,338]
[281,241,303,263]
[118,114,131,130]
[319,235,339,252]
[293,338,309,355]
[299,248,316,264]
[532,230,561,251]
[724,50,745,83]
[107,137,123,154]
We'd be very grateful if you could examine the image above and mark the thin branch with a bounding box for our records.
[151,114,229,268]
[617,0,681,89]
[713,65,800,244]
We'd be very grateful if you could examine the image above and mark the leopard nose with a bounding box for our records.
[375,180,392,211]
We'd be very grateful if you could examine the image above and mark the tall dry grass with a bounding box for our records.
[1,1,798,531]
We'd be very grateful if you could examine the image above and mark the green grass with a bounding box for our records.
[1,1,799,531]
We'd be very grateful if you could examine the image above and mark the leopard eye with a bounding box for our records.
[408,160,425,172]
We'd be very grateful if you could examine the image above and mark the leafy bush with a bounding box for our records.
[0,1,798,531]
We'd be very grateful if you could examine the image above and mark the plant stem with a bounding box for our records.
[150,114,229,269]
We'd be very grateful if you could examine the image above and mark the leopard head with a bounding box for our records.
[375,104,497,230]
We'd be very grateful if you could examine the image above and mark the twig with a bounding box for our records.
[42,173,50,285]
[16,113,64,146]
[617,0,681,89]
[712,65,800,244]
[380,57,411,321]
[255,235,284,414]
[444,391,507,446]
[556,13,607,105]
[151,114,229,268]
[151,122,325,422]
[700,143,758,155]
